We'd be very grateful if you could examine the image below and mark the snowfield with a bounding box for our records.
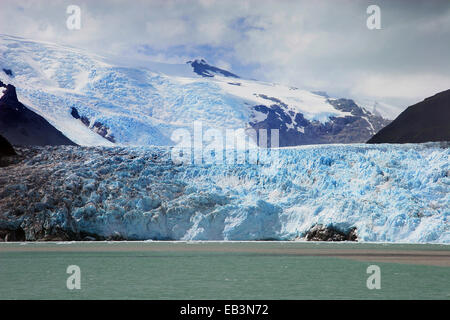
[0,34,388,147]
[0,144,448,242]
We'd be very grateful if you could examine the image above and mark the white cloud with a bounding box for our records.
[145,19,188,45]
[352,73,450,100]
[215,60,231,71]
[0,0,449,112]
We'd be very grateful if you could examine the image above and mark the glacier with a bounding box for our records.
[0,34,389,147]
[0,143,448,243]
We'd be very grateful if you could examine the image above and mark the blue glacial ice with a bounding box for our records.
[0,143,448,242]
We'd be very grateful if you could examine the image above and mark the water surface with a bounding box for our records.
[0,242,448,300]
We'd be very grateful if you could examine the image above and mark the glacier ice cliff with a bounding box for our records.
[0,143,448,242]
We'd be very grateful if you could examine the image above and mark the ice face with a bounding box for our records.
[0,143,448,242]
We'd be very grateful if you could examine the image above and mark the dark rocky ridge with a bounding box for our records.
[2,68,13,77]
[0,83,76,146]
[368,89,450,143]
[70,107,116,143]
[188,59,239,78]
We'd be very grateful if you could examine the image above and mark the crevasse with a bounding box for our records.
[0,143,448,242]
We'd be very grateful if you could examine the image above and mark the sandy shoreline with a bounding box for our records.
[1,242,449,267]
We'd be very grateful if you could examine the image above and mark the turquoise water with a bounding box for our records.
[0,242,449,300]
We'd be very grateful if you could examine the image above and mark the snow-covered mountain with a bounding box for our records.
[0,34,390,147]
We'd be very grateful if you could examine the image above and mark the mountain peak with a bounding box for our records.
[0,83,76,146]
[186,58,239,78]
[0,84,18,104]
[423,88,450,101]
[186,58,208,65]
[368,88,450,143]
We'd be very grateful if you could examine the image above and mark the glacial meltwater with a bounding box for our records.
[0,242,448,300]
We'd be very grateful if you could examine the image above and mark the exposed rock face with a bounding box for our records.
[70,106,81,119]
[70,107,116,143]
[0,83,76,146]
[0,134,16,156]
[368,89,450,143]
[305,224,357,241]
[92,122,116,143]
[250,96,390,147]
[0,228,25,242]
[2,68,13,77]
[187,59,239,78]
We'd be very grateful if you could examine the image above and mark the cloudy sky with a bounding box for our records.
[1,0,449,116]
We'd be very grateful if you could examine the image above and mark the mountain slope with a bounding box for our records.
[0,82,75,146]
[0,34,390,147]
[368,89,450,143]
